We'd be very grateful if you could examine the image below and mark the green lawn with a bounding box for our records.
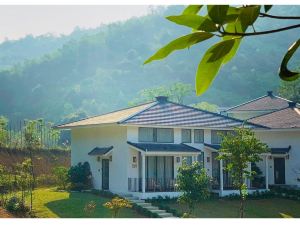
[159,198,300,218]
[28,188,144,218]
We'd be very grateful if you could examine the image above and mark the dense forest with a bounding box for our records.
[0,6,299,124]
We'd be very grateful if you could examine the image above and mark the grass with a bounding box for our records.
[159,198,300,218]
[26,188,144,218]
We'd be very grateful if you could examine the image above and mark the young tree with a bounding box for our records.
[145,5,300,95]
[0,116,8,147]
[217,127,269,218]
[176,161,211,217]
[52,166,69,190]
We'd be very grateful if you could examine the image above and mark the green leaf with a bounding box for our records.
[224,6,241,23]
[240,6,261,28]
[279,39,300,81]
[166,15,217,32]
[264,5,272,13]
[182,5,202,15]
[144,32,214,64]
[207,5,229,24]
[195,39,236,95]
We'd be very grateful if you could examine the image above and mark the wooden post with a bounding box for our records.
[142,154,146,193]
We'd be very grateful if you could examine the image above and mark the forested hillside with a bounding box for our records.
[0,6,299,123]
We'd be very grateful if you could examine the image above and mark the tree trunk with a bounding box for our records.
[239,189,245,218]
[29,148,34,211]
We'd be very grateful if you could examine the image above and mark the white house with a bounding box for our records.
[56,94,300,199]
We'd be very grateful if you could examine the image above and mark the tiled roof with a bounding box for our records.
[127,141,201,153]
[56,97,265,129]
[88,146,113,155]
[204,143,221,150]
[248,107,300,129]
[224,92,298,112]
[122,101,264,129]
[271,146,291,154]
[204,143,291,154]
[55,102,155,128]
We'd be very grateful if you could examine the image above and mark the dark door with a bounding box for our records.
[102,159,109,190]
[274,158,285,184]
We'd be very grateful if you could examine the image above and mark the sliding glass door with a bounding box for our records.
[145,156,174,191]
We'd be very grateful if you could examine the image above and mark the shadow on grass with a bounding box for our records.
[45,192,142,218]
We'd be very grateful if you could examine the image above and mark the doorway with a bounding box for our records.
[102,159,109,190]
[274,157,285,184]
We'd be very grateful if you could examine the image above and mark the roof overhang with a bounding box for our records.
[127,141,201,155]
[88,146,113,156]
[54,123,116,130]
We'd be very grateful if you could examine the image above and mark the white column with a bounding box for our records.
[142,154,146,193]
[220,159,223,196]
[265,155,269,190]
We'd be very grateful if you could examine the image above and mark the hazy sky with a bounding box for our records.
[0,5,152,42]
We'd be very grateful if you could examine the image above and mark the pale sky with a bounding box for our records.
[0,5,152,42]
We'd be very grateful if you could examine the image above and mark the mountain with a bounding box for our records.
[0,5,299,123]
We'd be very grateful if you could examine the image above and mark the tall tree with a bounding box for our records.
[129,82,193,105]
[145,5,300,95]
[217,127,269,218]
[278,78,300,102]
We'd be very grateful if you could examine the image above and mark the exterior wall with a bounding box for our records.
[255,130,300,187]
[71,125,128,193]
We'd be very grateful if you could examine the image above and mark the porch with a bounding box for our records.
[127,141,202,196]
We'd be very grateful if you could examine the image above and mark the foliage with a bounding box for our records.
[0,116,8,147]
[145,5,300,95]
[176,161,211,216]
[129,82,193,105]
[5,196,30,216]
[36,174,57,187]
[278,78,300,102]
[84,200,97,215]
[68,162,92,191]
[251,162,265,188]
[217,127,269,217]
[191,101,219,112]
[52,166,69,190]
[103,197,132,218]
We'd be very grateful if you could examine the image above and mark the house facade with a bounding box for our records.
[57,94,300,199]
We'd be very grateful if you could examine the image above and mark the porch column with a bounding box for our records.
[220,159,223,195]
[265,155,269,190]
[142,154,146,193]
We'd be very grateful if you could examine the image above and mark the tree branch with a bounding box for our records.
[220,24,300,37]
[259,13,300,20]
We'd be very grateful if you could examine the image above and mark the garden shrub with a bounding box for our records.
[5,196,30,216]
[68,162,92,191]
[36,174,57,187]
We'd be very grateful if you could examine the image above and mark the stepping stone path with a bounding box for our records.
[121,194,178,218]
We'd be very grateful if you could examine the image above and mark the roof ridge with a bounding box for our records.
[55,101,154,128]
[247,106,296,121]
[119,101,159,124]
[222,95,268,112]
[168,100,268,129]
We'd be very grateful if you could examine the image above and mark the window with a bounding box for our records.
[181,129,191,143]
[211,130,233,144]
[194,129,204,143]
[183,156,193,165]
[138,127,174,143]
[157,128,174,143]
[197,153,204,169]
[139,127,154,142]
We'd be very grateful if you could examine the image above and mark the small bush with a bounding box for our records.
[52,166,69,190]
[5,196,29,216]
[36,174,57,187]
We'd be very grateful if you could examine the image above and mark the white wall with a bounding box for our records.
[255,130,300,187]
[71,125,129,192]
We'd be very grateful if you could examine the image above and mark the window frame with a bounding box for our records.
[138,127,174,143]
[194,129,204,143]
[181,129,192,143]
